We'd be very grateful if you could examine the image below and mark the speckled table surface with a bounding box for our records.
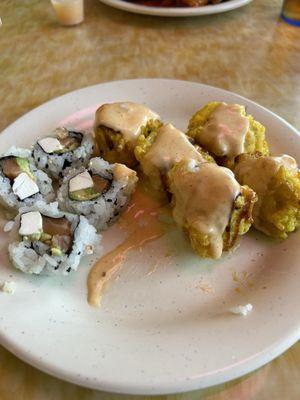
[0,0,300,399]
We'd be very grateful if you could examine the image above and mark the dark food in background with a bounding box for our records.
[127,0,224,7]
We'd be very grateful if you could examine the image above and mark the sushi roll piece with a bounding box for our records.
[234,153,300,239]
[134,123,214,193]
[0,147,55,212]
[187,102,269,168]
[94,102,161,167]
[57,157,138,231]
[33,127,94,180]
[9,202,101,275]
[167,159,257,259]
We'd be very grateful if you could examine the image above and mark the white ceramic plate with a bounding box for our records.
[98,0,252,17]
[0,79,299,395]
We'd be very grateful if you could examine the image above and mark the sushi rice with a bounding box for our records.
[9,202,101,275]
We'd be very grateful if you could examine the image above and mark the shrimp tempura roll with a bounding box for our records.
[187,102,269,168]
[135,123,214,193]
[234,154,300,239]
[94,102,161,167]
[167,159,257,259]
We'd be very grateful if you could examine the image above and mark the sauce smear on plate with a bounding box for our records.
[87,182,170,307]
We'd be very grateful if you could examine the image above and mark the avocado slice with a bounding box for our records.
[16,157,35,180]
[23,232,42,242]
[69,175,110,201]
[69,187,101,201]
[51,247,63,257]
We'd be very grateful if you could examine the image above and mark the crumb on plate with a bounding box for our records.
[0,280,16,294]
[229,303,253,316]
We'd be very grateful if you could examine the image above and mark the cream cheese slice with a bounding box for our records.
[38,137,63,153]
[12,172,39,200]
[19,211,43,236]
[69,170,94,193]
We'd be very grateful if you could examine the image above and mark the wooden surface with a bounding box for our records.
[0,0,300,398]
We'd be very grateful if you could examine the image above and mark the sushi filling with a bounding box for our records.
[19,211,73,257]
[68,170,111,201]
[0,156,39,200]
[38,128,82,155]
[1,156,34,181]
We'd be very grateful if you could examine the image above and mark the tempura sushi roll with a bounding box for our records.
[0,147,55,212]
[234,154,300,239]
[9,202,101,275]
[33,127,94,180]
[187,102,269,168]
[135,123,214,193]
[94,102,161,167]
[167,159,257,259]
[57,157,138,231]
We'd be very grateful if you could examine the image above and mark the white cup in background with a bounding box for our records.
[51,0,84,26]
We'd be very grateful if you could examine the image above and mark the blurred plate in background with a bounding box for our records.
[98,0,253,17]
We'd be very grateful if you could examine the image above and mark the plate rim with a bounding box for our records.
[1,324,300,395]
[0,78,299,395]
[98,0,253,17]
[1,78,298,139]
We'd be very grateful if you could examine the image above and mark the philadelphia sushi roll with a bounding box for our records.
[134,123,214,193]
[57,157,138,231]
[94,102,162,167]
[33,127,94,180]
[9,202,101,275]
[234,153,300,239]
[187,102,269,168]
[0,147,55,212]
[167,159,257,259]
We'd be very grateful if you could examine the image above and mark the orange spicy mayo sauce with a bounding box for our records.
[87,182,171,307]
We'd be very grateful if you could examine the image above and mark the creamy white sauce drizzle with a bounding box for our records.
[142,123,206,177]
[95,102,160,149]
[169,160,240,259]
[199,103,249,158]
